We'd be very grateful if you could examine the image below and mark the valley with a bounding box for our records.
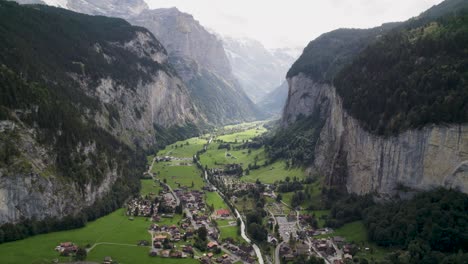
[0,121,386,264]
[1,0,468,264]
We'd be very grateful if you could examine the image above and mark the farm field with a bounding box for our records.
[0,208,185,264]
[157,137,208,158]
[242,160,305,184]
[217,126,267,143]
[151,162,204,190]
[205,191,227,211]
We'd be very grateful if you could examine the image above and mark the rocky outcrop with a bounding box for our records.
[283,74,468,195]
[129,8,261,124]
[74,30,199,148]
[0,121,118,223]
[0,2,199,224]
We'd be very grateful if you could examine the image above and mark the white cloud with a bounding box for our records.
[144,0,444,49]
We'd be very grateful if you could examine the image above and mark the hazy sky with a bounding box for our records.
[145,0,443,49]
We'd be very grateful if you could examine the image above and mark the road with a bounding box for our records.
[148,158,180,206]
[275,242,284,264]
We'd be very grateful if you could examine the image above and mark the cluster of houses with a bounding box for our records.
[279,242,311,262]
[126,197,156,217]
[176,189,205,210]
[54,242,78,256]
[223,242,257,263]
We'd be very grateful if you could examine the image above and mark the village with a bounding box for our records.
[48,123,364,264]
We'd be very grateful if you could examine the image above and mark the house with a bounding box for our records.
[216,209,230,218]
[103,256,113,264]
[170,251,183,258]
[154,242,162,248]
[154,235,167,242]
[268,235,278,245]
[207,252,214,258]
[344,253,353,260]
[149,249,158,257]
[161,250,170,258]
[200,256,211,264]
[333,236,346,244]
[283,254,295,261]
[207,241,218,249]
[295,243,310,256]
[182,245,194,253]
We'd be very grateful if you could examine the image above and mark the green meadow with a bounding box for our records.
[157,137,207,158]
[151,162,205,190]
[205,191,227,211]
[0,209,185,264]
[242,160,305,184]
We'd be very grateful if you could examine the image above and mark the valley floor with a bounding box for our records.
[0,120,383,264]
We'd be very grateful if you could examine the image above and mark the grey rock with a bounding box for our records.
[283,74,468,195]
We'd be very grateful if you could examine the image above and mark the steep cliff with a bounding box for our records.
[282,0,468,195]
[285,74,468,195]
[0,1,198,224]
[129,8,262,124]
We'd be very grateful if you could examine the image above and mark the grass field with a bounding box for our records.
[151,162,205,190]
[217,127,267,143]
[88,244,199,264]
[140,179,161,196]
[0,208,185,264]
[219,226,241,242]
[205,191,227,211]
[319,221,390,261]
[157,137,207,158]
[242,160,305,184]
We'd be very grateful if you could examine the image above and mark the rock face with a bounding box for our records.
[283,74,468,195]
[0,3,199,224]
[0,121,118,223]
[79,31,199,148]
[222,37,297,102]
[129,8,261,124]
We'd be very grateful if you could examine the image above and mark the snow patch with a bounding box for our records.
[42,0,67,8]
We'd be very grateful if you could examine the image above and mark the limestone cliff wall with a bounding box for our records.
[0,121,118,224]
[283,74,468,195]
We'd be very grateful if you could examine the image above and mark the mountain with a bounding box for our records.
[30,0,263,125]
[257,81,289,116]
[223,37,297,102]
[129,8,262,124]
[0,1,199,226]
[280,0,468,195]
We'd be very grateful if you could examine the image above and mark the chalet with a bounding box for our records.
[222,260,233,264]
[295,243,310,256]
[207,241,218,249]
[267,235,278,245]
[333,236,346,244]
[161,250,170,258]
[216,209,230,218]
[154,235,168,242]
[283,254,295,262]
[182,245,194,253]
[200,256,211,264]
[103,256,113,264]
[149,249,158,257]
[154,242,162,248]
[170,251,183,258]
